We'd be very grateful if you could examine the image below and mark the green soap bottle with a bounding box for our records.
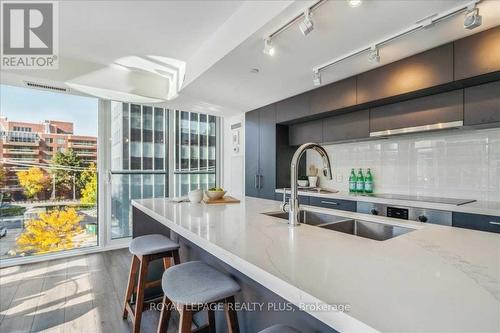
[364,168,373,194]
[356,168,364,193]
[348,169,356,193]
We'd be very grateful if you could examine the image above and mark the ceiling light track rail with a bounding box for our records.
[268,0,327,40]
[312,0,481,85]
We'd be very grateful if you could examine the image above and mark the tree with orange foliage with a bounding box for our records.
[16,208,83,254]
[16,167,49,199]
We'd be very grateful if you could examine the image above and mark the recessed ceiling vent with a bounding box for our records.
[24,81,68,93]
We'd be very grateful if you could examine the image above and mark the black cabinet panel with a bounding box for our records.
[323,109,369,143]
[245,105,277,199]
[455,26,500,80]
[259,105,276,199]
[276,92,310,123]
[357,44,454,104]
[309,197,356,212]
[289,120,323,146]
[370,90,463,133]
[464,80,500,126]
[452,212,500,234]
[245,110,260,198]
[310,77,357,115]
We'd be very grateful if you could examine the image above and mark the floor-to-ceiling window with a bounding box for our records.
[0,84,99,261]
[174,111,218,196]
[110,102,168,239]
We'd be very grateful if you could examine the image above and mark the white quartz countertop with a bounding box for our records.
[275,188,500,216]
[132,197,500,333]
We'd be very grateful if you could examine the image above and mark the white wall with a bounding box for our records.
[307,128,500,202]
[222,114,245,197]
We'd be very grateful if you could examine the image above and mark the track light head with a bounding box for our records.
[313,70,321,86]
[299,8,314,36]
[263,38,275,56]
[368,45,380,64]
[348,0,362,8]
[464,5,481,30]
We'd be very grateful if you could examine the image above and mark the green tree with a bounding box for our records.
[50,149,83,198]
[16,167,49,199]
[80,163,97,205]
[0,164,6,188]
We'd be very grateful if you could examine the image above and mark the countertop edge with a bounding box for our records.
[275,189,500,216]
[131,200,380,333]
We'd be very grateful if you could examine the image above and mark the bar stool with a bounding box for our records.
[123,234,181,333]
[157,261,241,333]
[259,325,302,333]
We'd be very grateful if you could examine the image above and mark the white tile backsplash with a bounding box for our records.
[306,128,500,202]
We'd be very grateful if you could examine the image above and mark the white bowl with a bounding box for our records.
[188,189,203,203]
[205,190,227,200]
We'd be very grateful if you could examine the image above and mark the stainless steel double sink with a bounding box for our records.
[262,210,414,241]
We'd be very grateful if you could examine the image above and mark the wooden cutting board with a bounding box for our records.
[203,196,240,204]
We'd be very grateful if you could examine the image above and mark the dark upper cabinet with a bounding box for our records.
[245,105,276,200]
[310,77,357,115]
[370,89,463,134]
[464,80,500,126]
[289,119,323,146]
[323,109,369,143]
[276,92,310,123]
[455,26,500,81]
[357,44,454,104]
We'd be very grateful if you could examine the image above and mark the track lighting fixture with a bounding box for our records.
[464,4,482,30]
[263,38,275,56]
[368,45,380,64]
[299,8,314,36]
[348,0,362,8]
[313,70,321,86]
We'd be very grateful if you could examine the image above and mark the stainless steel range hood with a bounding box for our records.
[369,120,463,138]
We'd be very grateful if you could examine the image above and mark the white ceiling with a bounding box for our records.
[1,0,499,116]
[181,0,500,116]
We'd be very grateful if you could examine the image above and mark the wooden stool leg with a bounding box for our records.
[123,255,139,319]
[163,257,171,270]
[157,295,172,333]
[133,255,149,333]
[207,308,216,333]
[178,305,193,333]
[224,296,239,333]
[172,250,181,265]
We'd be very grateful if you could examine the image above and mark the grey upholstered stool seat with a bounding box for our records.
[129,234,180,256]
[259,324,302,333]
[162,261,240,305]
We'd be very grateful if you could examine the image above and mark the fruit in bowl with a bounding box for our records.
[205,187,227,200]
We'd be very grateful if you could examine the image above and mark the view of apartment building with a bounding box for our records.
[0,117,97,164]
[0,117,97,197]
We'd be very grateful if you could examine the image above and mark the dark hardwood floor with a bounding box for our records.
[0,249,179,333]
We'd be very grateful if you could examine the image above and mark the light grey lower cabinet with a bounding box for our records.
[323,109,369,143]
[289,119,323,146]
[370,89,463,134]
[464,80,500,126]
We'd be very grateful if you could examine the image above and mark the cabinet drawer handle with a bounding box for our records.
[254,175,259,189]
[321,201,339,206]
[489,221,500,226]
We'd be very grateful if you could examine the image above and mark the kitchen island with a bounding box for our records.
[131,197,500,333]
